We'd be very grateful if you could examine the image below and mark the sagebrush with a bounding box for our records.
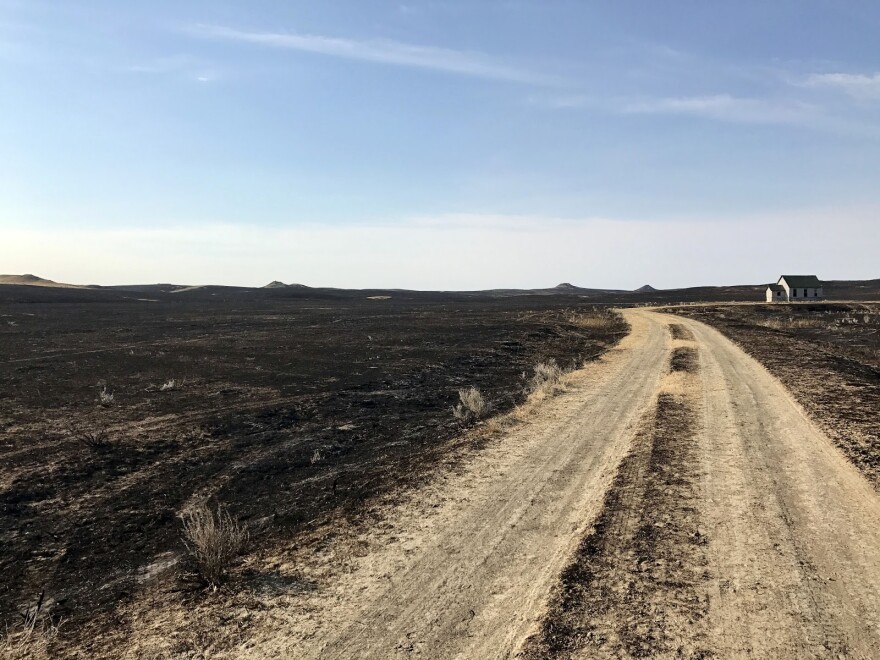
[181,503,249,588]
[453,386,490,423]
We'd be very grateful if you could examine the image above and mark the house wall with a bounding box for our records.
[766,288,786,303]
[789,287,823,300]
[777,278,824,301]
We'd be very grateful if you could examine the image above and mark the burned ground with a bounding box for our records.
[669,323,694,342]
[670,347,698,373]
[672,303,880,488]
[0,290,626,655]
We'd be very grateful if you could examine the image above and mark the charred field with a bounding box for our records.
[0,285,626,655]
[671,302,880,487]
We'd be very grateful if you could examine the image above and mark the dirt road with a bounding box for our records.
[684,312,880,658]
[230,310,880,659]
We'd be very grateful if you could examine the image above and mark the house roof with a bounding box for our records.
[778,275,821,288]
[767,284,785,292]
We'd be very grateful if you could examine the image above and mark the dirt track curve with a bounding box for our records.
[233,309,880,659]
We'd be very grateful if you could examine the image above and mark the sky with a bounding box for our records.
[1,0,879,289]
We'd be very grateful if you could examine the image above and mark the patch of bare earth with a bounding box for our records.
[521,336,710,659]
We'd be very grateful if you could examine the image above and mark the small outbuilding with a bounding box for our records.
[766,275,823,302]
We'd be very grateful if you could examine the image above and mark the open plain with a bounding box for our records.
[0,285,625,657]
[2,286,880,658]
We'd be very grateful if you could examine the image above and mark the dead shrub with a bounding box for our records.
[181,503,249,588]
[453,386,490,423]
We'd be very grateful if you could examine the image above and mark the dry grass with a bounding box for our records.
[159,379,178,391]
[0,593,61,660]
[567,310,621,331]
[453,386,490,423]
[756,316,824,331]
[181,503,249,589]
[528,360,563,394]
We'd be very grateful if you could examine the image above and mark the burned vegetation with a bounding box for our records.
[0,289,626,655]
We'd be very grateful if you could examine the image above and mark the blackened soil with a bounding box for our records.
[0,292,626,650]
[673,304,880,488]
[671,346,699,373]
[669,323,695,342]
[521,391,710,659]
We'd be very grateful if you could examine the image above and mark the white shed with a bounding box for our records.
[766,275,824,303]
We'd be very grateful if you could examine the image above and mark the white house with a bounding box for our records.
[766,275,824,302]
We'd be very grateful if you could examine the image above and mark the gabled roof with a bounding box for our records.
[778,275,821,288]
[767,284,784,292]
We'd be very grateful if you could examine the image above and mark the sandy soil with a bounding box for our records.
[121,310,880,658]
[680,312,880,658]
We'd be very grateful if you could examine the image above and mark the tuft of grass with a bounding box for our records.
[1,592,61,660]
[97,386,114,406]
[159,379,178,391]
[452,386,490,424]
[528,360,563,394]
[181,503,249,589]
[75,429,115,453]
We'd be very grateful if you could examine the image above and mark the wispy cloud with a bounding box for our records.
[122,54,218,83]
[527,93,594,109]
[799,72,880,100]
[623,94,818,125]
[187,24,559,86]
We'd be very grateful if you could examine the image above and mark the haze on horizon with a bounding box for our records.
[1,0,878,290]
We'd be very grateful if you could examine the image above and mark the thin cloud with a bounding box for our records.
[527,93,594,109]
[800,72,880,100]
[122,54,218,82]
[188,24,559,86]
[623,94,818,125]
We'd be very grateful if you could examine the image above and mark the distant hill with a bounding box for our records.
[2,274,878,304]
[0,274,88,289]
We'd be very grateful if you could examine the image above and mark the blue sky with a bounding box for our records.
[2,1,879,288]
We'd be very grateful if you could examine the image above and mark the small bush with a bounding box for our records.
[452,386,490,423]
[181,503,249,588]
[529,360,563,393]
